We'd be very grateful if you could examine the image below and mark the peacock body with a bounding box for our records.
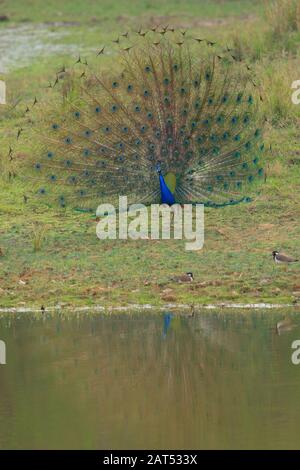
[18,29,265,210]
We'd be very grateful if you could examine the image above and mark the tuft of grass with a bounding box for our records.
[257,58,300,126]
[31,223,50,252]
[265,0,300,38]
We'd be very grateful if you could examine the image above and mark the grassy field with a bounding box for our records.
[0,0,300,309]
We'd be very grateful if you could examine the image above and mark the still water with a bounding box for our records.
[0,310,300,449]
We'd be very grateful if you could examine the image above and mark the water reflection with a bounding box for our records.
[0,310,300,449]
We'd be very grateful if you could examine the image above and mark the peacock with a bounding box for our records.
[16,28,265,211]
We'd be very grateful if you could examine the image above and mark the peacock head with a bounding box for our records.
[272,251,279,259]
[186,272,194,280]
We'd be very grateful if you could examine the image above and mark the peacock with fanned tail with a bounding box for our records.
[18,29,265,210]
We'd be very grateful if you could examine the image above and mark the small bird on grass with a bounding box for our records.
[272,251,299,264]
[171,272,194,283]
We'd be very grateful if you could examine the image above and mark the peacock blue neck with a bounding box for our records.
[159,173,176,205]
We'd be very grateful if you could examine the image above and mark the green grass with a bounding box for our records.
[0,0,300,309]
[1,0,263,23]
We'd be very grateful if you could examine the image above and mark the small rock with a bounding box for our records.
[161,294,177,302]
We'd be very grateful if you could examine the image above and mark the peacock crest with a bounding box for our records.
[15,28,265,210]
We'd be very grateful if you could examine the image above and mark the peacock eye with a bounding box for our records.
[245,141,251,150]
[258,168,264,176]
[39,188,46,194]
[134,105,141,112]
[234,134,241,142]
[147,112,153,119]
[123,127,129,133]
[95,106,101,113]
[35,163,41,170]
[143,89,149,97]
[254,129,261,138]
[65,137,72,144]
[65,160,72,167]
[222,94,228,103]
[83,148,90,156]
[112,81,119,88]
[173,64,179,71]
[127,84,133,92]
[248,95,253,104]
[234,151,241,158]
[74,111,81,118]
[52,123,59,130]
[208,97,214,105]
[163,78,170,85]
[111,105,118,112]
[145,66,151,72]
[47,151,54,158]
[50,174,57,181]
[242,162,248,169]
[236,93,242,103]
[248,175,254,182]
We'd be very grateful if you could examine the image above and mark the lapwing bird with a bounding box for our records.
[171,272,194,283]
[272,251,299,264]
[276,318,295,336]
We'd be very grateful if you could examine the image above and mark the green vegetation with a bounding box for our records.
[0,0,299,309]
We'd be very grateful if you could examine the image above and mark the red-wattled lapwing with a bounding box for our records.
[272,251,299,264]
[171,272,194,283]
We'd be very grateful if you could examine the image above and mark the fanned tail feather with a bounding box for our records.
[16,29,265,210]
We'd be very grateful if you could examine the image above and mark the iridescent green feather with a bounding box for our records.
[19,30,265,209]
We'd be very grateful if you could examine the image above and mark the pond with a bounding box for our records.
[0,24,81,73]
[0,309,300,449]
